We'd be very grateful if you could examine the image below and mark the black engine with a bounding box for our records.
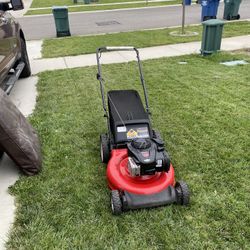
[127,138,170,176]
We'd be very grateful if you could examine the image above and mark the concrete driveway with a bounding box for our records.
[0,48,38,250]
[0,76,38,250]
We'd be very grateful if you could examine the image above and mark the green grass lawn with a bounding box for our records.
[30,0,180,8]
[27,0,180,15]
[42,21,250,58]
[7,52,250,249]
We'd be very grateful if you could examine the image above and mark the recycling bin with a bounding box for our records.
[184,0,192,5]
[223,0,242,20]
[201,19,225,55]
[52,6,71,37]
[201,0,220,21]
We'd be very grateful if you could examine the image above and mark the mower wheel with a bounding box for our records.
[111,190,122,215]
[175,181,190,206]
[100,134,110,163]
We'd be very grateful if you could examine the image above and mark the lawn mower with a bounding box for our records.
[96,46,190,215]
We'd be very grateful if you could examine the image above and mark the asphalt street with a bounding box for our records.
[18,1,250,40]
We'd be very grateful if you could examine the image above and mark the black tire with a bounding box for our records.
[236,14,240,20]
[19,38,31,78]
[100,134,110,163]
[175,181,190,206]
[111,190,122,215]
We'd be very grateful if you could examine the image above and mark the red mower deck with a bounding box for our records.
[107,149,175,194]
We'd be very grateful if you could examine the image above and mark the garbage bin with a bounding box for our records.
[201,19,225,55]
[184,0,192,5]
[223,0,242,20]
[201,0,220,21]
[52,6,71,37]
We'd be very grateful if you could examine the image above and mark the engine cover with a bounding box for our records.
[127,138,170,176]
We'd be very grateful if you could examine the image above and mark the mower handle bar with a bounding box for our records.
[96,46,150,117]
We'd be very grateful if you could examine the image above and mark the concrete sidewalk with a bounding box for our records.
[10,0,32,18]
[0,78,38,250]
[0,34,250,250]
[29,35,250,74]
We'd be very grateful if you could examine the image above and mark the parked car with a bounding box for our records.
[0,0,30,159]
[0,0,30,95]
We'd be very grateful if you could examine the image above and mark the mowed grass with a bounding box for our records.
[8,53,250,249]
[42,21,250,58]
[30,0,176,8]
[27,0,180,15]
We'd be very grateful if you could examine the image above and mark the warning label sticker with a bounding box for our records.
[117,126,127,133]
[126,127,149,139]
[127,129,138,139]
[137,127,149,138]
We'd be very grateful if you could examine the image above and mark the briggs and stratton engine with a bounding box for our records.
[127,138,170,177]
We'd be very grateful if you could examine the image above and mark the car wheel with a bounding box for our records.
[19,38,31,78]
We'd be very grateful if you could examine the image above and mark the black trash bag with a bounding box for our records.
[0,89,42,175]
